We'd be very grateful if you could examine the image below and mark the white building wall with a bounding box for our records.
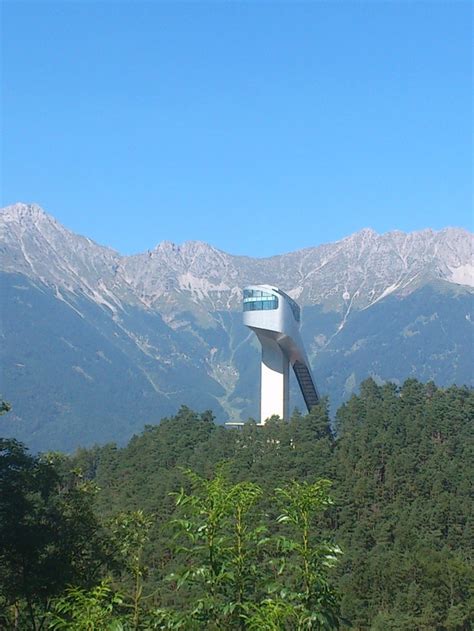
[260,337,289,422]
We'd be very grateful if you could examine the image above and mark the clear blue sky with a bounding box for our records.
[2,1,472,256]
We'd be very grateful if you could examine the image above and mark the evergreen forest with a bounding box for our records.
[0,378,472,630]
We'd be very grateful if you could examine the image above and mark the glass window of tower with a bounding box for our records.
[287,298,300,322]
[243,289,278,311]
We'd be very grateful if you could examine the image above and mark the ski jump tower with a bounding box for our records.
[243,285,319,423]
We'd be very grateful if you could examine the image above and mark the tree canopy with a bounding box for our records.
[0,380,472,629]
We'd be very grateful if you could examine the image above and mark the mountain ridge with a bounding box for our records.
[2,203,472,314]
[2,201,470,258]
[1,202,472,451]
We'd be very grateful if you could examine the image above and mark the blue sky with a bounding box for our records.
[2,1,472,256]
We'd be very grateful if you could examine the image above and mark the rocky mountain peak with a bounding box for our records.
[1,203,472,316]
[341,227,377,242]
[1,202,52,228]
[152,240,179,253]
[151,239,224,258]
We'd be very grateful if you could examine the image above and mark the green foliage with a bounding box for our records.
[83,381,472,629]
[43,467,341,630]
[165,468,267,627]
[49,581,125,630]
[1,379,472,629]
[163,468,340,629]
[244,598,300,630]
[273,480,341,628]
[0,439,110,630]
[109,510,154,629]
[333,378,473,629]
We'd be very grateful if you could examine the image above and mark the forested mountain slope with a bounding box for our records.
[1,202,473,451]
[2,380,472,629]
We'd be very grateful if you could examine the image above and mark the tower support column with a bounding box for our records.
[259,336,289,423]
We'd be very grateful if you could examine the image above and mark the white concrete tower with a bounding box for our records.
[243,286,319,423]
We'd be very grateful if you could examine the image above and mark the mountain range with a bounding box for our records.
[1,202,473,452]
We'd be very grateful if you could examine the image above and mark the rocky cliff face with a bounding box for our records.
[1,203,472,451]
